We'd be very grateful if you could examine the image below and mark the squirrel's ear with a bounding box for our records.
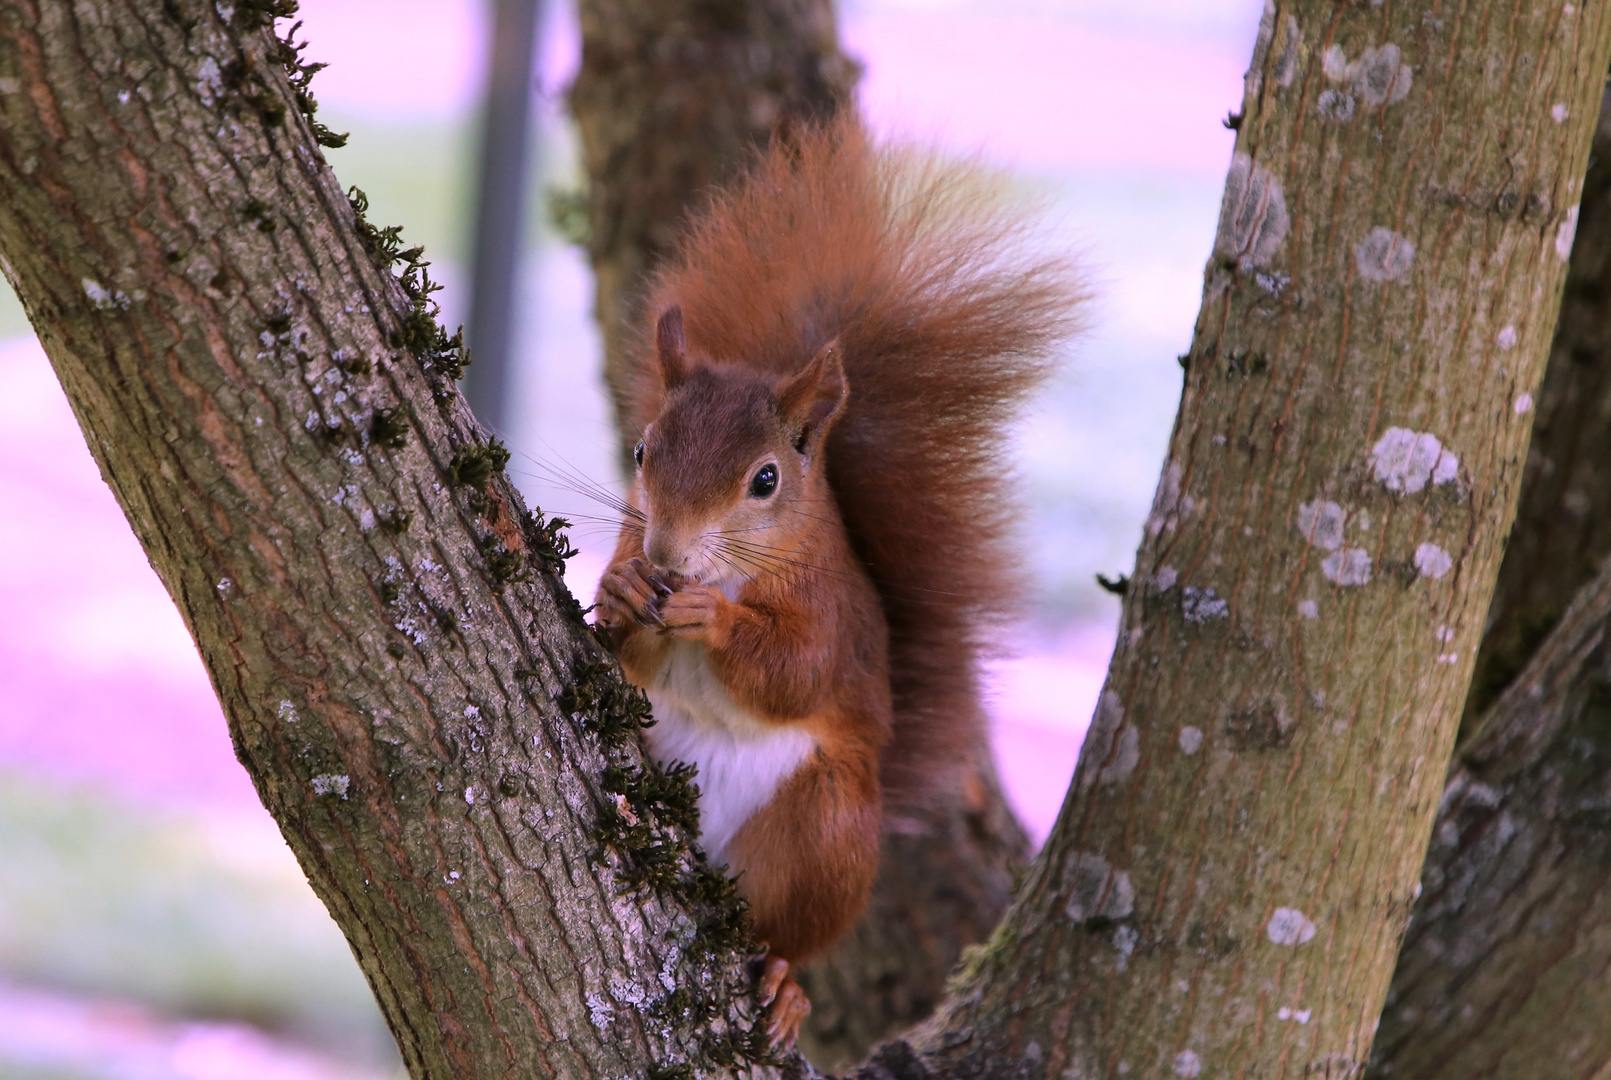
[656,306,688,390]
[778,339,849,457]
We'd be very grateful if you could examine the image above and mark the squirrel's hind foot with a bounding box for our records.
[758,954,810,1050]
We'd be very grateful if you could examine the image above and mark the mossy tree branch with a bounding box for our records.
[0,2,771,1077]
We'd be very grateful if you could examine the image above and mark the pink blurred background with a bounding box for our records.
[0,1,1258,1075]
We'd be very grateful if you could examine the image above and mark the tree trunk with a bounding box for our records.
[1367,82,1611,1080]
[0,3,767,1077]
[1460,83,1611,736]
[871,4,1611,1077]
[569,2,1030,1068]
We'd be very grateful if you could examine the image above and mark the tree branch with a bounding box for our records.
[0,2,769,1076]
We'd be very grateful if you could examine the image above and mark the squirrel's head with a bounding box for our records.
[632,306,849,583]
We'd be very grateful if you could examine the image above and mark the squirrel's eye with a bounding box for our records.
[633,441,645,468]
[748,463,779,499]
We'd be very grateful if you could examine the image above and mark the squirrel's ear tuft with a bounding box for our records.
[656,306,688,390]
[778,339,849,456]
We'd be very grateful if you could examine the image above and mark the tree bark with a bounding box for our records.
[0,3,768,1077]
[1367,83,1611,1080]
[1369,556,1611,1080]
[871,4,1611,1077]
[1460,83,1611,736]
[569,2,1030,1068]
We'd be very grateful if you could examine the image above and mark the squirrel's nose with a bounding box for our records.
[643,529,689,574]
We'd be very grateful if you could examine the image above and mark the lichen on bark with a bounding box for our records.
[887,2,1611,1076]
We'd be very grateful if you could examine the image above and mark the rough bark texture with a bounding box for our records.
[569,2,1030,1067]
[569,0,857,467]
[1368,82,1611,1080]
[881,4,1611,1077]
[1461,83,1611,736]
[1369,557,1611,1080]
[0,3,770,1078]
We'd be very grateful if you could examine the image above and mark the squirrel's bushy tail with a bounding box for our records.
[630,115,1086,808]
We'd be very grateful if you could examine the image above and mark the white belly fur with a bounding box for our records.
[643,640,816,865]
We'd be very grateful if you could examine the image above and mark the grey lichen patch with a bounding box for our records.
[310,773,350,798]
[1216,153,1290,270]
[1178,726,1204,755]
[1371,427,1459,493]
[1183,586,1230,623]
[1557,203,1581,260]
[1323,43,1412,107]
[1296,500,1346,550]
[1113,923,1140,971]
[1413,542,1453,580]
[1245,4,1300,96]
[1318,89,1356,123]
[1174,1050,1204,1078]
[1272,15,1301,87]
[82,278,131,311]
[1078,691,1141,792]
[1100,724,1141,785]
[1355,227,1416,282]
[1062,851,1136,923]
[1321,548,1372,587]
[1266,907,1317,946]
[1146,460,1186,538]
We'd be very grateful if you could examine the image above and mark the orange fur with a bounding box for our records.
[625,115,1084,806]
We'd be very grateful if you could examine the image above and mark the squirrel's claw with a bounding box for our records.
[757,956,809,1049]
[656,584,729,645]
[597,557,665,630]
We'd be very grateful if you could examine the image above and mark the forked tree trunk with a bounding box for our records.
[569,2,1030,1068]
[1368,83,1611,1080]
[873,4,1611,1077]
[9,1,1611,1079]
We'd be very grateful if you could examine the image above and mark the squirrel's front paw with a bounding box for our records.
[595,557,671,632]
[657,584,733,646]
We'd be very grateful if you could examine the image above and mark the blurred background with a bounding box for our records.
[0,0,1259,1075]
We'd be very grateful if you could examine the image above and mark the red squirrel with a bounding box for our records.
[593,115,1081,1046]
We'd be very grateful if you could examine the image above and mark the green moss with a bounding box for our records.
[525,512,579,575]
[368,406,408,449]
[559,661,653,749]
[561,657,767,1057]
[480,536,527,592]
[241,197,277,233]
[449,439,511,489]
[344,186,470,386]
[546,185,590,247]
